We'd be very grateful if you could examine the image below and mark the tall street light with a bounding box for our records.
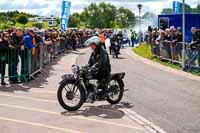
[137,4,142,44]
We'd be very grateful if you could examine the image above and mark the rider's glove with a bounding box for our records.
[88,66,98,75]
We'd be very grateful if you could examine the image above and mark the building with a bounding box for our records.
[28,16,58,27]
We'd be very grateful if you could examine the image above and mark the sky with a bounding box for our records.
[0,0,199,17]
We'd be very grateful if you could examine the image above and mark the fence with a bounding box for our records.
[0,40,69,83]
[0,47,30,82]
[149,40,200,69]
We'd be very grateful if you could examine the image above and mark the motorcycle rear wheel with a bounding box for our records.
[107,79,124,104]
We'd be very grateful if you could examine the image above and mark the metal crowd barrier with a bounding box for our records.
[0,40,67,83]
[0,47,30,82]
[150,40,200,69]
[30,40,66,78]
[29,44,42,78]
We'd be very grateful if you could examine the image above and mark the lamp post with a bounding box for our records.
[137,4,142,44]
[182,0,185,70]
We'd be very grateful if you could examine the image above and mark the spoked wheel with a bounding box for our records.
[107,79,124,104]
[57,81,85,111]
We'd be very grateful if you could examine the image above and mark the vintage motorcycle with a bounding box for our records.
[57,65,125,111]
[110,42,120,58]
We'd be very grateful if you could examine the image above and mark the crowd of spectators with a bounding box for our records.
[144,26,200,69]
[0,27,126,86]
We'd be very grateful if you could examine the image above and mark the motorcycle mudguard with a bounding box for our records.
[110,72,125,80]
[109,73,125,89]
[59,74,76,84]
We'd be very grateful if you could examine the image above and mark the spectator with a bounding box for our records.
[0,32,11,85]
[24,30,36,49]
[174,28,183,58]
[99,30,106,49]
[71,31,77,50]
[190,27,200,68]
[23,29,36,81]
[130,30,137,47]
[151,30,159,56]
[8,28,24,84]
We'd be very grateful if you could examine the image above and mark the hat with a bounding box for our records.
[29,29,35,33]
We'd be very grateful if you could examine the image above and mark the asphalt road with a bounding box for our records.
[0,49,151,133]
[76,47,200,133]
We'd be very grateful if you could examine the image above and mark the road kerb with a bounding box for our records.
[127,48,200,81]
[118,104,168,133]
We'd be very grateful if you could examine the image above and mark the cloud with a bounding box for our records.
[0,2,48,10]
[0,0,199,17]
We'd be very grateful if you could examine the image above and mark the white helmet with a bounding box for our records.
[84,36,100,46]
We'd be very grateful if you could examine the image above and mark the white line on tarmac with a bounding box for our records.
[31,90,56,94]
[0,116,85,133]
[0,93,57,103]
[0,93,125,114]
[0,103,144,130]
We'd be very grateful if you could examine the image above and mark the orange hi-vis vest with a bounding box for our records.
[32,37,36,45]
[99,33,105,43]
[32,37,36,56]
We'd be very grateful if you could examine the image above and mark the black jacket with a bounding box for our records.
[88,46,111,76]
[0,40,9,49]
[191,30,200,50]
[192,30,200,44]
[0,41,9,63]
[8,33,24,48]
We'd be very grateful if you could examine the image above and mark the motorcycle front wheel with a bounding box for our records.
[57,81,85,111]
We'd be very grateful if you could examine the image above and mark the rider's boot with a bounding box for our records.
[87,92,95,103]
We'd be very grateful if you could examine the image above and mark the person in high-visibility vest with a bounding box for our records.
[99,31,106,49]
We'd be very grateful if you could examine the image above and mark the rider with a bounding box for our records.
[84,36,111,101]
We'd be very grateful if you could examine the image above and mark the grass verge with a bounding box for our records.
[133,44,200,76]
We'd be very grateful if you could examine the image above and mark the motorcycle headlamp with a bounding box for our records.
[71,65,79,74]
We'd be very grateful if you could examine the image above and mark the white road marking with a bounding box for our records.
[0,103,144,130]
[0,116,85,133]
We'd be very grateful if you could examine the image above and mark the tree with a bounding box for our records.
[68,13,81,28]
[67,2,136,29]
[32,23,43,29]
[82,3,102,28]
[192,4,200,13]
[80,2,135,29]
[116,7,135,28]
[56,18,61,25]
[161,8,173,14]
[98,2,117,28]
[16,14,28,26]
[180,3,192,13]
[161,4,192,14]
[197,4,200,13]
